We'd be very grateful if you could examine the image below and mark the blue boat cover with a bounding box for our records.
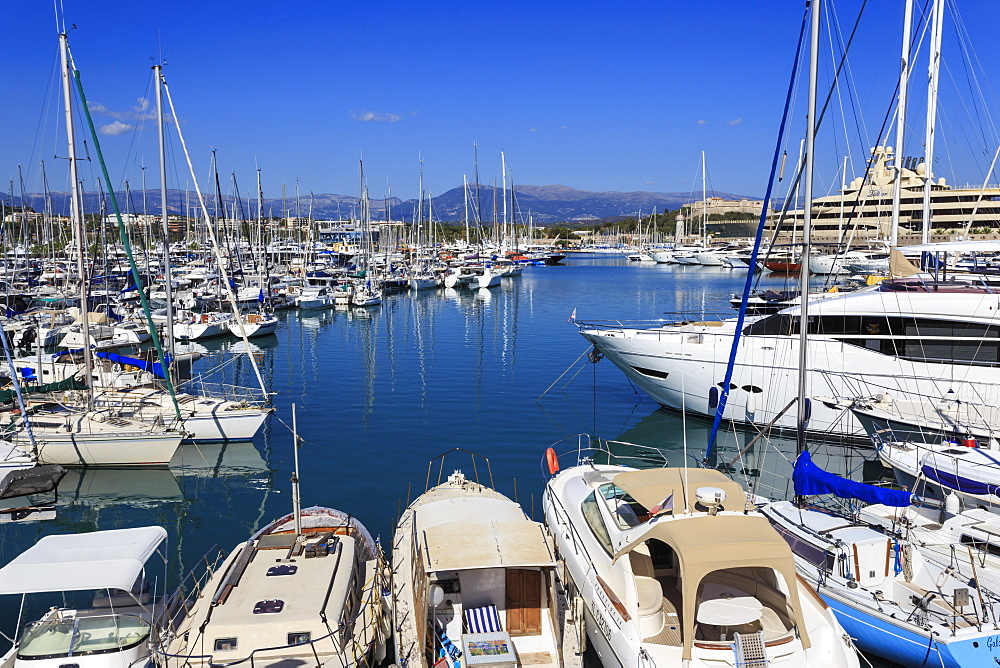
[95,351,171,380]
[794,451,912,506]
[921,464,1000,498]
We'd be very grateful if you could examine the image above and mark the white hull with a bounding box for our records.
[173,320,230,340]
[31,432,182,466]
[408,276,438,290]
[227,317,278,337]
[579,320,1000,440]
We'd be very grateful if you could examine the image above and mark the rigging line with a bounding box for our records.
[704,3,809,463]
[160,78,269,400]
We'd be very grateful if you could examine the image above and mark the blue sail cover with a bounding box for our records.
[793,451,912,507]
[921,465,1000,498]
[95,351,171,380]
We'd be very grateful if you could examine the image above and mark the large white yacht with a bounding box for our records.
[578,279,1000,440]
[542,443,859,668]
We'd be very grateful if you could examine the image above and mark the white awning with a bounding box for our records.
[901,241,1000,253]
[0,526,167,595]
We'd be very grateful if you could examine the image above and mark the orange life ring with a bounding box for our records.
[545,447,559,475]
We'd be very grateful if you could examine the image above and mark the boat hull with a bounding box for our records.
[32,432,182,466]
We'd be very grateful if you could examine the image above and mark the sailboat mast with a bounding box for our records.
[59,32,94,407]
[701,150,707,246]
[502,151,508,253]
[890,0,914,249]
[796,0,821,459]
[921,0,945,245]
[154,64,176,351]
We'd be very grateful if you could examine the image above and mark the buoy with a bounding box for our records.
[546,447,560,475]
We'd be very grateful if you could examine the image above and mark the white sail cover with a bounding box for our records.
[0,526,167,594]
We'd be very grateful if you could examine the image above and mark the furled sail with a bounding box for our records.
[793,450,912,506]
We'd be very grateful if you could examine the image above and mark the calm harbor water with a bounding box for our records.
[0,256,887,661]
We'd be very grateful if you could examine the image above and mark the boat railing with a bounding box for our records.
[423,448,494,492]
[544,434,670,473]
[814,368,1000,406]
[152,562,387,668]
[179,380,270,405]
[574,312,734,332]
[157,545,228,636]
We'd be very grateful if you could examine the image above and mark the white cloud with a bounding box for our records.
[88,98,161,125]
[352,110,402,123]
[99,121,132,136]
[561,125,569,130]
[727,117,743,125]
[529,127,537,132]
[644,180,656,185]
[696,120,709,125]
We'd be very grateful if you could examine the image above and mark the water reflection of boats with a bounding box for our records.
[58,466,183,506]
[169,441,269,477]
[611,408,876,502]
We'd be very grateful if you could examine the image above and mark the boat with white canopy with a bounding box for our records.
[392,449,580,668]
[0,526,168,668]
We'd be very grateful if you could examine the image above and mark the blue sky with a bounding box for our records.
[3,1,1000,204]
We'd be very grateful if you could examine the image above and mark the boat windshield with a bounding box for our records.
[17,614,150,659]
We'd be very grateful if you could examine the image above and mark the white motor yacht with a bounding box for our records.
[0,526,168,668]
[578,279,1000,440]
[542,443,859,668]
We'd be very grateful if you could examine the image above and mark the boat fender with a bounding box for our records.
[961,437,978,448]
[708,386,719,409]
[112,363,123,374]
[546,448,560,475]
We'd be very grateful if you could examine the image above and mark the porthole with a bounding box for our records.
[215,638,238,651]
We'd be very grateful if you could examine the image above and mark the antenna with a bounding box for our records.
[292,403,302,536]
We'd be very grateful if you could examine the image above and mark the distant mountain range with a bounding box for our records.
[7,184,759,225]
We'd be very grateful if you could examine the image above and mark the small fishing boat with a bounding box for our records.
[154,431,390,668]
[392,449,580,668]
[0,526,169,668]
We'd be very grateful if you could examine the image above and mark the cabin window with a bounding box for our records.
[961,534,1000,558]
[581,491,614,556]
[214,638,238,651]
[631,366,668,379]
[598,483,645,528]
[287,632,311,645]
[252,599,284,614]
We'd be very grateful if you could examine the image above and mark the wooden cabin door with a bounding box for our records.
[506,569,542,636]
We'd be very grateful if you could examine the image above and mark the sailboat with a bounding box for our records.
[153,407,390,668]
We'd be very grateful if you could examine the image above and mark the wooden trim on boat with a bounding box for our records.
[596,575,631,622]
[694,634,795,651]
[797,573,828,609]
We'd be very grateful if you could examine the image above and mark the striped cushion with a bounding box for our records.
[464,604,502,633]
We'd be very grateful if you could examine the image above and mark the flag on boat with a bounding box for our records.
[649,493,673,515]
[567,308,576,323]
